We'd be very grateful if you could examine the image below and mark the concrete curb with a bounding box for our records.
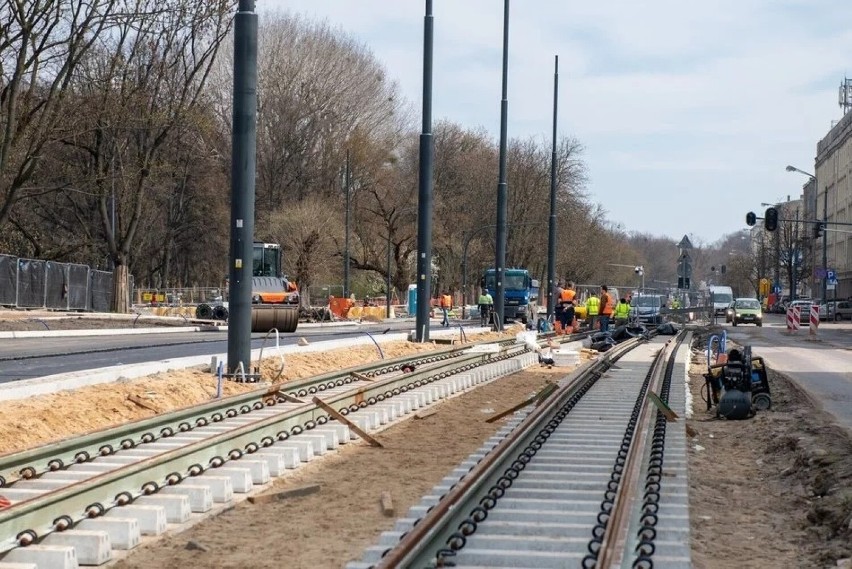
[0,327,484,402]
[0,320,372,339]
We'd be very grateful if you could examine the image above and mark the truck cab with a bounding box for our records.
[481,268,539,325]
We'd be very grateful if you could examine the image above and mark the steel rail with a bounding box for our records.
[593,334,682,568]
[0,340,539,554]
[372,334,650,568]
[0,337,521,487]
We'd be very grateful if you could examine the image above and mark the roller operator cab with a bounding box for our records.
[481,268,539,325]
[249,242,299,333]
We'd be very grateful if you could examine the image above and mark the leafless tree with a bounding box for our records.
[0,0,118,228]
[52,0,234,311]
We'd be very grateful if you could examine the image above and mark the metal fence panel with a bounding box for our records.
[16,259,47,308]
[67,264,89,310]
[45,261,69,310]
[0,255,16,306]
[90,270,114,312]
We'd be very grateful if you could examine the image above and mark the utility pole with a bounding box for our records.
[546,54,558,322]
[791,208,799,301]
[414,0,435,342]
[227,0,258,375]
[493,0,510,331]
[343,150,351,299]
[822,186,828,302]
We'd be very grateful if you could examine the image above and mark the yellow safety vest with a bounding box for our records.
[615,302,630,318]
[586,296,600,316]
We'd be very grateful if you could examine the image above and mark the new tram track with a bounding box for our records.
[350,330,692,569]
[0,332,589,567]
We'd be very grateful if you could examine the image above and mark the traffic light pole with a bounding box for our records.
[822,187,828,303]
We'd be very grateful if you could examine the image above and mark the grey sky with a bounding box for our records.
[262,1,852,244]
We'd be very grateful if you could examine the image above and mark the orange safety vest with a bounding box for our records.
[441,294,452,308]
[560,289,575,304]
[601,292,613,315]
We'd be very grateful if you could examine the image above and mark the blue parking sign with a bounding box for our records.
[827,270,838,285]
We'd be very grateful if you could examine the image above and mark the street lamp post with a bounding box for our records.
[343,150,351,299]
[786,165,822,301]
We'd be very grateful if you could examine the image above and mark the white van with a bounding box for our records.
[708,285,734,316]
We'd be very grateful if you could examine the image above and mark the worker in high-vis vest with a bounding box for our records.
[585,291,600,330]
[440,292,452,327]
[599,285,613,332]
[559,281,576,333]
[615,297,631,327]
[478,289,493,327]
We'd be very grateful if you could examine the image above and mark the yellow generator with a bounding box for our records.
[250,242,299,333]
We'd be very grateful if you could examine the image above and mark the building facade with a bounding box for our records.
[815,112,852,300]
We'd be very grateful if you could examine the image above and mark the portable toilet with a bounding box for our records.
[407,284,417,316]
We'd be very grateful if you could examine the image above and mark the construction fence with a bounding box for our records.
[0,254,122,312]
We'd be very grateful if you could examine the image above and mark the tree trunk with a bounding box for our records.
[112,263,131,313]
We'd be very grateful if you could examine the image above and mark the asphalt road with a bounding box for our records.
[0,320,446,383]
[716,312,852,432]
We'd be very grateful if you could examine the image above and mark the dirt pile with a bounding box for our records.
[688,333,851,568]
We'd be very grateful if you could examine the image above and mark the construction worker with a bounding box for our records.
[553,281,564,327]
[559,281,576,333]
[615,297,631,327]
[586,290,600,330]
[599,285,613,332]
[440,291,452,327]
[478,288,493,327]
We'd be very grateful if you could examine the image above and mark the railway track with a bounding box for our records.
[348,330,692,569]
[0,332,587,567]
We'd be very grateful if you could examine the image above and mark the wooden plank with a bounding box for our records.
[247,484,321,505]
[350,371,376,382]
[312,396,384,447]
[486,382,556,423]
[414,408,438,420]
[277,392,306,404]
[647,391,679,421]
[127,394,159,412]
[380,491,394,516]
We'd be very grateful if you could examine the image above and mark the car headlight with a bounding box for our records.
[252,294,261,303]
[756,314,762,319]
[736,313,741,317]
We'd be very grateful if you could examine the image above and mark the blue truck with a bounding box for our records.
[481,268,539,325]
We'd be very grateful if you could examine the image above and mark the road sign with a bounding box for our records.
[827,269,838,285]
[815,268,827,279]
[677,235,693,250]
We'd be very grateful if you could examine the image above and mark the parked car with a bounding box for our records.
[731,297,763,327]
[820,300,852,321]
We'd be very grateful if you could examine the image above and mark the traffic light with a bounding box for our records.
[813,222,824,239]
[764,207,778,231]
[746,212,757,226]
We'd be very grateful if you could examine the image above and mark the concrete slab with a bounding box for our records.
[0,563,38,569]
[77,518,140,550]
[105,505,167,536]
[158,484,213,513]
[135,494,191,523]
[42,530,111,566]
[208,467,253,493]
[276,440,315,462]
[2,545,77,569]
[190,475,233,503]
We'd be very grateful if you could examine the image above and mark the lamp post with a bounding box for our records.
[493,0,511,331]
[785,165,822,302]
[343,150,351,299]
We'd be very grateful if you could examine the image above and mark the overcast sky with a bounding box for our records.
[262,1,852,244]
